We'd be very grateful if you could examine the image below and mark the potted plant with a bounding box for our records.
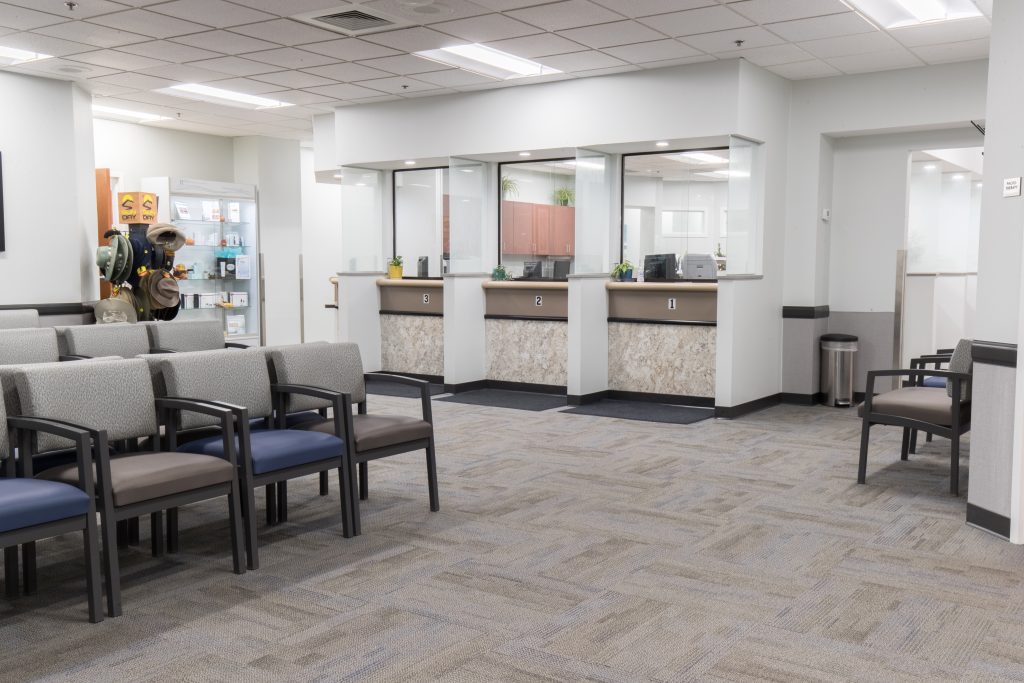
[491,264,508,281]
[501,175,519,199]
[610,261,634,282]
[388,255,404,279]
[553,187,575,206]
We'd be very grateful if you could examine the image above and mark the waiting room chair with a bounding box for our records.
[858,339,972,495]
[0,309,39,330]
[1,388,103,622]
[14,358,245,617]
[147,320,248,353]
[55,323,152,359]
[269,342,438,536]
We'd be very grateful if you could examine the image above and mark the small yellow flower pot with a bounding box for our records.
[387,264,403,279]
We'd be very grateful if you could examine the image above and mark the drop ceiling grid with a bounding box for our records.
[0,0,993,138]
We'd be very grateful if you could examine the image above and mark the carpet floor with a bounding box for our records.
[3,397,1023,682]
[437,388,566,411]
[562,399,714,425]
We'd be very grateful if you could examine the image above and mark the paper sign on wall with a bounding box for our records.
[1004,177,1022,198]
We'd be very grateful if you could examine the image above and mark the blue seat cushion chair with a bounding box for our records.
[284,411,328,429]
[0,479,90,533]
[180,429,344,475]
[922,376,946,388]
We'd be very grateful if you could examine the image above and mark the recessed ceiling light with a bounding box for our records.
[844,0,981,28]
[0,45,53,66]
[519,151,531,157]
[160,83,293,110]
[655,141,669,148]
[404,160,416,165]
[92,104,172,123]
[923,163,937,170]
[415,43,560,80]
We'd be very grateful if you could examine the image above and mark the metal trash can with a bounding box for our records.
[820,333,858,407]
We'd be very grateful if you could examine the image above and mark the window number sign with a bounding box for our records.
[422,293,430,305]
[535,295,543,307]
[668,297,677,311]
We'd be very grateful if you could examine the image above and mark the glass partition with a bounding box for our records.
[339,167,384,272]
[574,148,614,274]
[498,158,576,279]
[393,167,449,277]
[448,157,490,274]
[906,152,981,273]
[723,135,764,276]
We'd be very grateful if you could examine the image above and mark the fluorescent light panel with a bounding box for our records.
[0,45,53,66]
[161,83,293,109]
[666,151,729,165]
[92,104,171,123]
[415,43,560,80]
[845,0,981,28]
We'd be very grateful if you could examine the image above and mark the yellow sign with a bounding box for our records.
[117,191,158,224]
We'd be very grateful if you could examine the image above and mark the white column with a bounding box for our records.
[337,272,383,372]
[567,274,608,401]
[443,274,488,388]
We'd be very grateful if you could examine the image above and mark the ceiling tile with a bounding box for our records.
[797,31,901,59]
[230,18,341,46]
[889,16,990,48]
[680,26,784,53]
[401,87,458,98]
[361,0,491,24]
[90,71,179,90]
[558,20,667,49]
[590,0,716,18]
[9,56,117,79]
[716,42,812,66]
[88,9,212,39]
[298,38,400,61]
[67,48,170,70]
[171,29,277,54]
[765,12,876,42]
[0,3,69,30]
[767,58,840,79]
[728,0,850,24]
[34,20,150,48]
[186,55,278,76]
[464,0,547,10]
[0,31,94,57]
[912,38,989,64]
[249,69,338,88]
[353,75,440,93]
[506,1,625,32]
[303,82,390,99]
[572,63,640,77]
[356,54,451,75]
[361,26,463,52]
[827,48,924,74]
[242,46,337,69]
[302,61,392,81]
[541,49,627,72]
[118,39,223,62]
[262,89,340,105]
[84,81,137,96]
[432,14,541,42]
[485,33,587,58]
[638,5,752,37]
[602,38,702,63]
[218,0,347,13]
[413,68,499,87]
[203,76,286,94]
[635,54,715,69]
[0,0,124,21]
[135,63,235,82]
[150,0,276,28]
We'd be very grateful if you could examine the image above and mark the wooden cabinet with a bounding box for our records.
[553,205,575,256]
[534,204,552,255]
[512,201,533,254]
[500,201,575,257]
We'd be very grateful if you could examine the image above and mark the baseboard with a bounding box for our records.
[966,503,1010,539]
[369,370,443,384]
[443,379,567,395]
[605,390,713,408]
[567,391,607,406]
[780,392,818,406]
[443,380,487,394]
[715,393,782,419]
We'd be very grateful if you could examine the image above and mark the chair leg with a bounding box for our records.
[426,438,439,512]
[243,485,259,571]
[927,432,933,443]
[909,429,918,455]
[265,484,278,526]
[277,481,288,523]
[3,546,18,598]
[128,517,140,546]
[100,513,121,617]
[83,516,103,623]
[21,542,36,595]
[857,420,872,484]
[358,462,368,501]
[345,459,361,537]
[150,511,165,558]
[951,430,960,496]
[166,508,179,554]
[227,480,245,575]
[116,519,129,548]
[319,470,329,496]
[900,428,911,461]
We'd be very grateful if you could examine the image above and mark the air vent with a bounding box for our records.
[293,4,412,36]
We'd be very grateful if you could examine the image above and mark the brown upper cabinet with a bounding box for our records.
[500,199,575,257]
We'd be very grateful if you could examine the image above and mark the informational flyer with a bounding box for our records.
[235,254,251,279]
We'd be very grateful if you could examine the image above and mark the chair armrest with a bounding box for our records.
[7,416,96,494]
[154,397,239,464]
[59,354,91,361]
[363,373,432,423]
[271,383,352,435]
[224,342,248,349]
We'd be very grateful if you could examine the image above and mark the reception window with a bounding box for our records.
[393,167,449,277]
[498,159,576,279]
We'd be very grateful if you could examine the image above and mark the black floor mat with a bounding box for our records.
[437,389,566,411]
[366,379,445,399]
[563,399,713,425]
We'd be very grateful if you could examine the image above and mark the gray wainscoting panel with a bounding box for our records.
[607,322,715,397]
[485,318,567,386]
[782,317,829,396]
[828,311,896,393]
[380,314,444,377]
[967,362,1015,520]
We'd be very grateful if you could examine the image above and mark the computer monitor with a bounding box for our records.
[643,253,677,280]
[417,256,429,278]
[553,260,570,280]
[522,261,543,279]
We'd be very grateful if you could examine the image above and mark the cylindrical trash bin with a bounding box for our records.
[820,333,858,407]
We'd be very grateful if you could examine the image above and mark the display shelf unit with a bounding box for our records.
[142,177,262,345]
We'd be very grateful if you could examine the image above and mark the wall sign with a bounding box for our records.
[1004,177,1022,198]
[535,295,543,307]
[667,297,677,310]
[422,293,430,304]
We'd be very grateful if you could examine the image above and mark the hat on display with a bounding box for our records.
[146,223,186,252]
[143,270,180,309]
[95,233,132,283]
[93,292,138,324]
[153,301,180,321]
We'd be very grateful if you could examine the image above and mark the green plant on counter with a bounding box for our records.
[501,175,519,199]
[610,261,634,281]
[491,264,508,281]
[715,242,725,258]
[388,255,403,267]
[553,187,575,206]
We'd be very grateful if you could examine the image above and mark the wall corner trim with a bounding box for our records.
[782,305,830,319]
[966,503,1011,539]
[971,340,1017,368]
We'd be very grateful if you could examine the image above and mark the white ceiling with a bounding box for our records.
[0,0,993,140]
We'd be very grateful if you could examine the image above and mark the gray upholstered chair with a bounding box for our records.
[153,348,350,567]
[269,342,438,536]
[1,387,103,622]
[55,323,152,359]
[146,320,248,353]
[0,309,39,330]
[858,339,972,495]
[15,358,245,617]
[0,328,61,366]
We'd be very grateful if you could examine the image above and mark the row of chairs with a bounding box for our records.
[1,342,438,622]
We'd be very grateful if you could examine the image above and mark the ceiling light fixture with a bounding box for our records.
[655,141,669,148]
[404,160,416,165]
[924,163,937,170]
[333,174,344,179]
[519,151,531,157]
[843,0,981,28]
[667,151,729,165]
[415,43,560,80]
[161,83,293,109]
[92,104,172,123]
[694,170,750,179]
[952,173,965,180]
[0,45,54,66]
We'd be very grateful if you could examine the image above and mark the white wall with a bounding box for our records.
[299,146,342,343]
[0,72,96,305]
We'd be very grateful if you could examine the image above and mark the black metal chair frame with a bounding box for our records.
[905,351,954,452]
[858,368,971,496]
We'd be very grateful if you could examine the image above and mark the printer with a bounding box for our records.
[681,253,717,280]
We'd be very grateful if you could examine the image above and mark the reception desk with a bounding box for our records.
[377,278,443,379]
[483,280,567,390]
[606,281,717,403]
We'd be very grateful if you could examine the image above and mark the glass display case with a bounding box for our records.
[142,177,261,345]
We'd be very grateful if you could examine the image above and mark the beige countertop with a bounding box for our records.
[605,281,718,293]
[483,280,569,290]
[377,278,444,288]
